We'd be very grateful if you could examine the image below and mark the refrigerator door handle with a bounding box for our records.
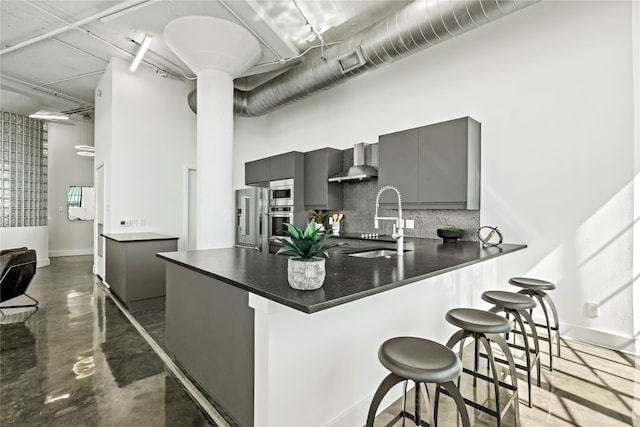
[242,196,250,236]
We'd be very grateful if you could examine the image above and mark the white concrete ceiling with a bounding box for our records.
[0,0,410,118]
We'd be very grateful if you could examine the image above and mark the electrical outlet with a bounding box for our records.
[406,219,415,229]
[120,219,130,226]
[586,301,599,318]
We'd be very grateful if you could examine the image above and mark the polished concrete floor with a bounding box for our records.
[0,256,214,427]
[1,255,639,426]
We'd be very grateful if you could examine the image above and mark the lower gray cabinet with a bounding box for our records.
[103,233,178,304]
[378,117,480,210]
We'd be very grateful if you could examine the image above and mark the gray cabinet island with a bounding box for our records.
[103,232,178,305]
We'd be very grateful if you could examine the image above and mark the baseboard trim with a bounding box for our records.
[49,248,93,257]
[562,322,638,355]
[37,258,50,268]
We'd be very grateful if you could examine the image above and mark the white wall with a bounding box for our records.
[0,226,49,267]
[47,119,94,257]
[95,58,196,248]
[234,1,638,352]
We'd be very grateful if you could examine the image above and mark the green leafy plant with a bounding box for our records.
[276,219,344,260]
[440,226,461,231]
[310,210,327,223]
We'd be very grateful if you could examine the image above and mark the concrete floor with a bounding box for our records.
[0,256,215,427]
[1,255,639,426]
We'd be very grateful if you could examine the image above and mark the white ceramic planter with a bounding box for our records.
[287,257,326,290]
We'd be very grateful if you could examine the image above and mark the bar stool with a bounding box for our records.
[437,308,520,427]
[509,277,560,371]
[366,336,470,427]
[481,290,541,407]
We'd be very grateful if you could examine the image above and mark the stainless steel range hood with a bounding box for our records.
[328,143,378,183]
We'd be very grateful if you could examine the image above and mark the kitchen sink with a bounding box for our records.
[348,249,403,258]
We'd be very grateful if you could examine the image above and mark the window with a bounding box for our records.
[67,186,82,208]
[0,111,48,227]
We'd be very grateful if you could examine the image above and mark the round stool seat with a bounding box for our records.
[482,290,536,310]
[509,277,556,291]
[378,337,462,383]
[446,308,512,334]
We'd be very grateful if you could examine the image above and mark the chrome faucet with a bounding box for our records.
[374,185,404,257]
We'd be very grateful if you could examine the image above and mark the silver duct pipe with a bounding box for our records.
[189,0,539,117]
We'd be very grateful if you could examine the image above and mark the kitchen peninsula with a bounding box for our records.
[158,239,526,426]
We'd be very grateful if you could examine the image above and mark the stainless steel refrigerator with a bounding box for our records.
[235,187,267,251]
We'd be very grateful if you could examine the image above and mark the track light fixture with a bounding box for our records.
[29,114,69,120]
[130,34,152,72]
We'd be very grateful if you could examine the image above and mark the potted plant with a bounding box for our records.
[276,218,344,290]
[310,210,327,231]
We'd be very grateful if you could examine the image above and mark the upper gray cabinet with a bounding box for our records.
[245,158,270,185]
[378,117,480,210]
[378,128,419,205]
[304,148,343,210]
[245,152,304,185]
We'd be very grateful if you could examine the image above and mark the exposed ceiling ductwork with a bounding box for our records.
[188,0,539,117]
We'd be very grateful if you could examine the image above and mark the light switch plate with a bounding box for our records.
[586,301,599,318]
[406,219,415,229]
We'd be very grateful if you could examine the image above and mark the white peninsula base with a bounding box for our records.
[249,260,499,426]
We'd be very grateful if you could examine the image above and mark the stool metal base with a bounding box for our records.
[516,288,561,371]
[366,374,469,427]
[439,330,520,427]
[488,306,541,407]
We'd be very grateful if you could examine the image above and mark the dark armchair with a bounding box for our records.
[0,247,38,320]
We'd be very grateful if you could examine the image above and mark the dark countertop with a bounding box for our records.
[157,239,526,314]
[102,232,179,242]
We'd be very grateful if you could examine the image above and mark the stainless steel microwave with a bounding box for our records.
[269,178,294,206]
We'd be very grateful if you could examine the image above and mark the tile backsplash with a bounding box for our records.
[330,146,480,241]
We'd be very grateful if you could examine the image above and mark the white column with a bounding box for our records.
[164,16,261,250]
[196,68,234,249]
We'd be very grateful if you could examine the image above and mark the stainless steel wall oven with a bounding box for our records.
[268,206,293,240]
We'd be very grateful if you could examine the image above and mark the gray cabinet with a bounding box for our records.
[245,159,269,185]
[304,148,343,210]
[270,153,294,180]
[378,128,419,205]
[418,117,479,209]
[103,232,178,304]
[245,152,304,185]
[378,117,480,210]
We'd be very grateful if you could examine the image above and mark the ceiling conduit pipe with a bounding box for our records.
[0,0,158,56]
[187,0,539,117]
